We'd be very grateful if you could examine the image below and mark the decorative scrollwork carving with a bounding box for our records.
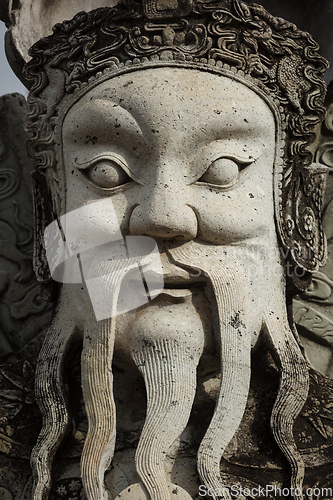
[0,169,19,202]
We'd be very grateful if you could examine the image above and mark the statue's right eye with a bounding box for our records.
[84,159,131,189]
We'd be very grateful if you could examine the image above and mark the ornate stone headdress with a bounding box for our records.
[24,0,328,290]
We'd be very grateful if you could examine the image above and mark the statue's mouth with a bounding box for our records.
[142,267,205,291]
[163,281,203,288]
[160,280,205,298]
[128,271,205,299]
[122,256,206,302]
[144,257,205,283]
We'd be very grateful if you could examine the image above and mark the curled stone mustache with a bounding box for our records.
[31,239,309,500]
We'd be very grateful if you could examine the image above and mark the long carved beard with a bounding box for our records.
[31,241,309,500]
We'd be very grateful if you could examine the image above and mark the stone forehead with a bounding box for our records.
[63,68,276,176]
[59,63,282,129]
[66,67,275,120]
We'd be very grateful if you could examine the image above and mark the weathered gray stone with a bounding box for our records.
[1,1,333,499]
[250,0,333,83]
[2,0,333,84]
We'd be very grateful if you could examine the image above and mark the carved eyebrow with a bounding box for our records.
[74,153,127,168]
[65,98,144,140]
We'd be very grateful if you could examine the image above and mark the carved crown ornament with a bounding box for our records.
[22,0,329,291]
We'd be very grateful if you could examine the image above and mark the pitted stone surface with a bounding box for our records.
[1,2,333,499]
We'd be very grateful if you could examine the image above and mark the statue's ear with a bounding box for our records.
[281,162,328,280]
[325,102,333,133]
[316,142,333,170]
[31,169,58,300]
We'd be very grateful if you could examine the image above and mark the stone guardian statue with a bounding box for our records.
[21,0,331,498]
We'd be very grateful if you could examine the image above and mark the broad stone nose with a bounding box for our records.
[129,182,197,241]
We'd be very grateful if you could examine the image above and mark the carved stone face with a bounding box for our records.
[62,67,276,247]
[32,68,310,500]
[61,67,280,332]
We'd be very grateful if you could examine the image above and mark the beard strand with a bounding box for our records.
[131,337,201,500]
[31,293,78,500]
[169,242,252,500]
[80,257,139,500]
[263,312,309,499]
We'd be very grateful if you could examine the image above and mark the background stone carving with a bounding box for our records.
[0,93,53,363]
[294,83,333,379]
[0,94,53,498]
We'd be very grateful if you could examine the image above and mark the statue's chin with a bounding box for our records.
[114,286,214,362]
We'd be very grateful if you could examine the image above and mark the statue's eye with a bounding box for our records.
[199,158,240,186]
[85,159,131,188]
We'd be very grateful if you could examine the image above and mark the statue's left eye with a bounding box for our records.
[85,159,131,188]
[199,158,240,187]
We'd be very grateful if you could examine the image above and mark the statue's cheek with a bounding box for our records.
[193,187,274,244]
